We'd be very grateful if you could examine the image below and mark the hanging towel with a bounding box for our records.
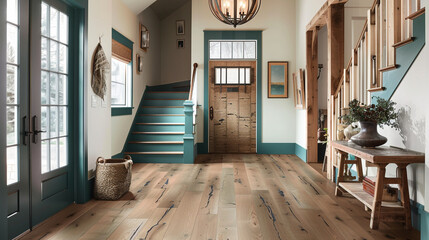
[92,43,110,100]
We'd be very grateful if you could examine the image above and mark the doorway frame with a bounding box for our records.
[306,3,345,173]
[0,0,89,237]
[201,31,262,154]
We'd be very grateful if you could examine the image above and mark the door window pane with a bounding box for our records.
[7,24,18,64]
[50,139,58,170]
[220,41,232,59]
[7,0,19,25]
[41,2,49,36]
[59,138,67,167]
[210,41,220,59]
[6,106,18,146]
[59,44,68,73]
[244,41,256,59]
[41,140,49,173]
[41,71,49,104]
[58,75,67,105]
[215,67,251,85]
[59,13,68,44]
[41,37,49,69]
[50,41,58,71]
[233,42,244,59]
[50,106,58,138]
[49,7,58,40]
[41,106,49,140]
[59,107,67,136]
[7,146,18,185]
[50,73,58,104]
[7,65,18,104]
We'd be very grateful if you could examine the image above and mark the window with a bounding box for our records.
[215,67,252,85]
[111,29,133,116]
[209,40,256,60]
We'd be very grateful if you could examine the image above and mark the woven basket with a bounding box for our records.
[94,155,133,200]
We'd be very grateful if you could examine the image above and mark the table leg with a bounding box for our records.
[355,157,364,182]
[335,152,347,196]
[370,164,386,229]
[398,164,412,230]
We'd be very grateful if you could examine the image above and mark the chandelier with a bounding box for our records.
[208,0,261,28]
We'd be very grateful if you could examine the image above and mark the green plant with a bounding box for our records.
[340,97,399,130]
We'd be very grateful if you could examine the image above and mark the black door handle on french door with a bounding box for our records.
[32,115,46,144]
[210,107,214,120]
[23,116,32,146]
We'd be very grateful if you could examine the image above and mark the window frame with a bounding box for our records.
[111,28,133,116]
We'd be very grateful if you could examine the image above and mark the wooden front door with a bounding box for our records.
[209,61,256,153]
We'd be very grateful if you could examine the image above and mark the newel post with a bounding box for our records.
[183,100,195,164]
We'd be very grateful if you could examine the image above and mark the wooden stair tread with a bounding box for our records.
[406,7,425,20]
[146,91,188,93]
[131,132,184,135]
[142,106,184,108]
[392,37,414,48]
[128,141,183,144]
[144,99,187,101]
[139,114,184,116]
[379,65,398,72]
[124,151,184,155]
[367,87,385,92]
[136,123,184,125]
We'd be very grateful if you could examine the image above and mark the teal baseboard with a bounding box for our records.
[295,144,307,162]
[420,207,429,239]
[258,143,295,154]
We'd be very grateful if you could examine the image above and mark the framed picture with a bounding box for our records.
[293,69,306,109]
[136,54,142,74]
[140,24,149,50]
[268,61,288,98]
[177,39,185,49]
[176,20,185,35]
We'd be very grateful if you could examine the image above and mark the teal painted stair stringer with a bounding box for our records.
[372,13,425,102]
[113,81,190,163]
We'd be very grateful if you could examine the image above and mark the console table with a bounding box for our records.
[332,141,425,229]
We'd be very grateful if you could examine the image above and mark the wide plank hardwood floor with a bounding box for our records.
[19,154,420,240]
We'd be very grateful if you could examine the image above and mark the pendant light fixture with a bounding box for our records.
[208,0,261,28]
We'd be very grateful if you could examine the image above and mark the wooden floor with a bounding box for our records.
[19,154,419,240]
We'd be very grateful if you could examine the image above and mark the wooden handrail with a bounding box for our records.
[188,63,199,100]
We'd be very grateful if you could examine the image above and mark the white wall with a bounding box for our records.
[87,0,113,175]
[160,1,192,85]
[192,0,297,144]
[295,0,372,148]
[295,0,326,148]
[111,0,147,156]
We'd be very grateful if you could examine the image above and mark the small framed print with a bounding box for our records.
[293,69,306,109]
[136,54,142,74]
[177,39,185,49]
[176,20,185,35]
[268,61,288,98]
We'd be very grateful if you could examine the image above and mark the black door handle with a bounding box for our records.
[23,116,32,146]
[32,115,46,144]
[210,107,214,120]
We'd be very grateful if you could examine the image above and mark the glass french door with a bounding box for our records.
[6,0,75,238]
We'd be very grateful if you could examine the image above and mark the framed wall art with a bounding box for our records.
[136,54,142,74]
[293,69,306,109]
[268,61,288,98]
[176,20,185,35]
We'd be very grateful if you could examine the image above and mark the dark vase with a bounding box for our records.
[350,121,387,147]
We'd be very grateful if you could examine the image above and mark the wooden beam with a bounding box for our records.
[328,4,345,95]
[306,29,319,163]
[306,0,349,30]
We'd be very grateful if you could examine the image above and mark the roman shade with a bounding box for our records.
[112,39,132,63]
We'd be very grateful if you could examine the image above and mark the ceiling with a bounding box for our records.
[150,0,190,20]
[120,0,157,15]
[121,0,190,19]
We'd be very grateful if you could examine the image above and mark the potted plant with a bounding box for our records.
[340,97,399,147]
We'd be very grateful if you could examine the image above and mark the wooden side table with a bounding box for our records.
[332,141,425,230]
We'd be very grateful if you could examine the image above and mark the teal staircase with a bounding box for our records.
[121,81,190,163]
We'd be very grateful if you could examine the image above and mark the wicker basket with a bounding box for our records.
[94,155,133,200]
